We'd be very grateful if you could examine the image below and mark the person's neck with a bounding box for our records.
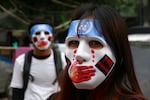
[33,48,51,57]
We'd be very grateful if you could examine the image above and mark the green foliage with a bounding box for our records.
[0,0,137,29]
[95,0,136,16]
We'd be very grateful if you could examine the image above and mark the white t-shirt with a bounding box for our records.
[10,49,66,100]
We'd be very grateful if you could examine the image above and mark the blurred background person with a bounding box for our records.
[10,19,66,100]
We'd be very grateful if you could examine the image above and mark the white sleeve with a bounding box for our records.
[10,55,24,88]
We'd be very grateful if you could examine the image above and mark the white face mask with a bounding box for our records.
[65,19,116,89]
[30,24,53,50]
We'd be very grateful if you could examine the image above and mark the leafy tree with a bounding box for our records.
[0,0,136,42]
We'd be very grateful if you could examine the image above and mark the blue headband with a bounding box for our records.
[30,24,53,36]
[67,19,105,40]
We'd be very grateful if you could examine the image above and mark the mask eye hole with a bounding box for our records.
[35,31,50,35]
[68,40,79,49]
[44,31,49,35]
[89,40,103,49]
[35,32,40,35]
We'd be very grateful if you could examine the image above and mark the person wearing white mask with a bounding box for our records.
[10,19,66,100]
[53,3,147,100]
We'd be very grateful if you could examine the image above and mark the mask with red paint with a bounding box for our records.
[65,19,116,89]
[30,24,53,50]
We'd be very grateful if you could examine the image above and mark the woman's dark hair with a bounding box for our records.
[55,2,147,100]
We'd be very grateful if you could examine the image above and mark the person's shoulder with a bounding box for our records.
[13,53,26,69]
[15,53,26,63]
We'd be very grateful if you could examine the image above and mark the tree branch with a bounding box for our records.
[51,0,78,8]
[54,20,70,30]
[0,4,29,25]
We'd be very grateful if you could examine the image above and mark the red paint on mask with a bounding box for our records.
[33,37,38,42]
[70,62,96,83]
[48,36,52,41]
[37,41,48,47]
[91,49,95,62]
